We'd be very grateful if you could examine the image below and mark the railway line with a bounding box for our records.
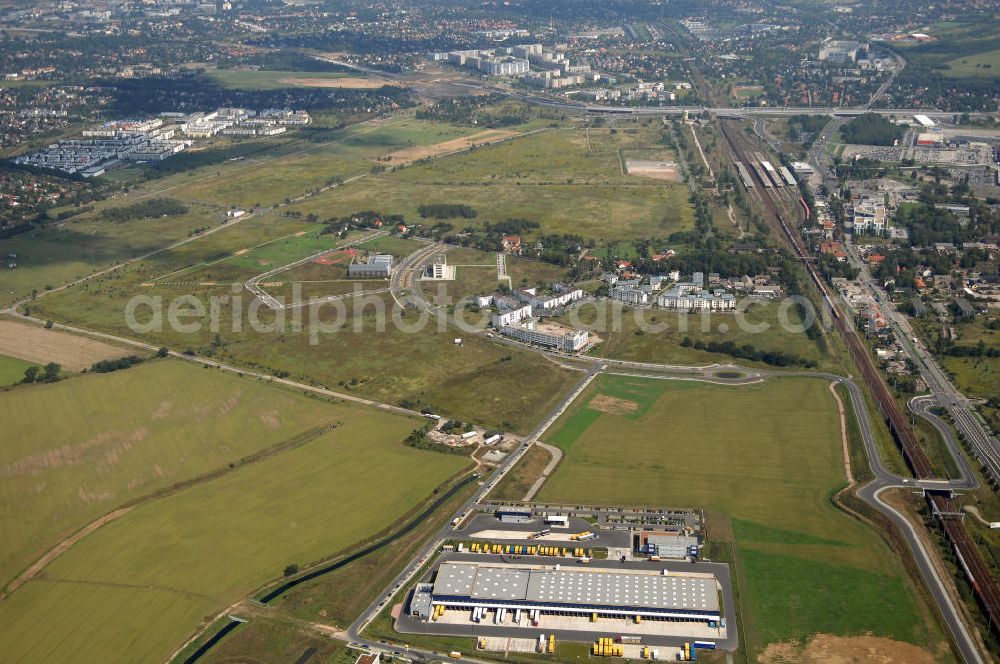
[718,117,1000,649]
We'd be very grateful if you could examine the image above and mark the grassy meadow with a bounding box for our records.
[0,353,33,386]
[537,374,947,656]
[284,125,694,243]
[0,373,469,663]
[0,359,345,588]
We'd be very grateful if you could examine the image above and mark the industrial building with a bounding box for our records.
[817,39,868,63]
[348,254,394,278]
[638,533,700,560]
[411,561,721,623]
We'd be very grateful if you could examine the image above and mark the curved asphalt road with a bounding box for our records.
[0,239,984,662]
[374,244,988,663]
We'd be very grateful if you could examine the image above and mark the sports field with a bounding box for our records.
[537,374,946,656]
[0,359,348,589]
[0,367,469,663]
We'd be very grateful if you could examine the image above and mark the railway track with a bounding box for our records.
[718,117,1000,640]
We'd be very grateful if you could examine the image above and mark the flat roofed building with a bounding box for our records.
[348,253,393,278]
[427,561,720,622]
[501,319,588,352]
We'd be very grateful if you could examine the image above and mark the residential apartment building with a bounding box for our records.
[500,319,589,352]
[851,196,889,235]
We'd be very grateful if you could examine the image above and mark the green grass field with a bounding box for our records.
[538,374,945,655]
[161,115,482,209]
[569,299,834,370]
[0,353,33,387]
[31,273,578,434]
[944,48,1000,77]
[0,376,469,663]
[0,201,225,307]
[0,360,346,588]
[207,69,357,90]
[285,126,694,243]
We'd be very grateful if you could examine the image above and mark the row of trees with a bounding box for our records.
[102,198,188,223]
[680,337,817,368]
[417,203,477,219]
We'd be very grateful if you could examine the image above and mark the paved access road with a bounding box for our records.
[845,240,1000,487]
[395,552,736,651]
[343,360,986,664]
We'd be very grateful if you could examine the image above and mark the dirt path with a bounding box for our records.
[828,381,855,485]
[2,506,133,598]
[2,423,336,599]
[523,441,562,501]
[964,505,995,527]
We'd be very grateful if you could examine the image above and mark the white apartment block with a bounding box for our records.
[491,304,533,328]
[610,286,649,305]
[530,289,584,311]
[501,320,588,352]
[851,197,889,235]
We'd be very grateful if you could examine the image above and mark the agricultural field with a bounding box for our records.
[0,372,470,663]
[284,125,694,244]
[0,353,32,387]
[0,317,132,371]
[0,359,348,589]
[536,374,949,658]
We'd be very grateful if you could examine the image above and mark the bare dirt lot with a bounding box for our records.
[386,129,518,163]
[758,634,938,664]
[625,160,681,182]
[588,394,638,415]
[0,318,133,371]
[280,76,398,89]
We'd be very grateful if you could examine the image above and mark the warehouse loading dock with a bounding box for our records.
[398,553,735,649]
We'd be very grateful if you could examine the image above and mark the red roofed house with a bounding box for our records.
[819,241,848,262]
[502,234,522,255]
[868,253,885,265]
[614,259,632,271]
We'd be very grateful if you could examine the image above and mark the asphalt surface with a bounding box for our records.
[395,553,736,650]
[365,240,987,662]
[846,240,1000,487]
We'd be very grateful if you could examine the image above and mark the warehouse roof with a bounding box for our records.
[432,562,718,613]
